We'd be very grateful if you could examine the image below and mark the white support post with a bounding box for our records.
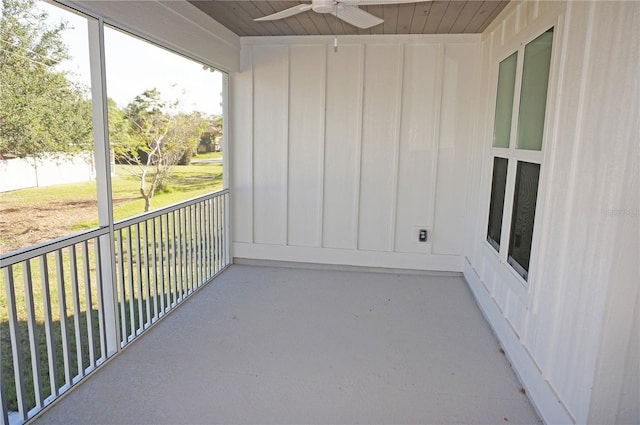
[222,73,232,263]
[88,18,120,355]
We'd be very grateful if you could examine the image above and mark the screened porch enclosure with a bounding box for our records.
[1,0,638,424]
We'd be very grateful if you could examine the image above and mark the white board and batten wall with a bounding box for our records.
[230,34,480,272]
[464,1,639,424]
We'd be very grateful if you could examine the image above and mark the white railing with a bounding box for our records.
[0,189,229,425]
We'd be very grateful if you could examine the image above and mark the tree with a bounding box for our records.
[198,115,223,153]
[0,0,93,159]
[114,89,207,212]
[175,111,208,165]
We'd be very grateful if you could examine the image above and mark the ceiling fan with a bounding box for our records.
[254,0,432,29]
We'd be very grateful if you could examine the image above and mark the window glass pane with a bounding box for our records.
[516,28,553,151]
[508,161,541,279]
[487,157,509,251]
[0,1,97,254]
[104,27,224,220]
[493,53,518,148]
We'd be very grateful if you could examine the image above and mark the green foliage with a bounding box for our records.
[110,89,210,211]
[178,147,193,165]
[0,0,93,159]
[107,97,132,154]
[198,114,223,152]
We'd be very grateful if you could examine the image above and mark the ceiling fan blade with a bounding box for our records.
[332,5,383,29]
[346,0,432,5]
[254,4,312,22]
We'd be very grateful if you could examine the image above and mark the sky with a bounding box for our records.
[41,1,223,115]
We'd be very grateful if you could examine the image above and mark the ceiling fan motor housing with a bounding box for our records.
[312,0,336,14]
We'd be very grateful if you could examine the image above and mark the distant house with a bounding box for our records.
[198,131,222,153]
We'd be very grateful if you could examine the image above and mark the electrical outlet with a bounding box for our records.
[418,229,428,242]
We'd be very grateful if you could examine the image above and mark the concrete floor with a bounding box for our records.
[33,264,541,424]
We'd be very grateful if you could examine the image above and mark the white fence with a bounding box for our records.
[0,154,96,193]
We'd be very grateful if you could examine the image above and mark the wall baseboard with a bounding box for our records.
[233,257,463,277]
[463,258,574,425]
[232,242,463,272]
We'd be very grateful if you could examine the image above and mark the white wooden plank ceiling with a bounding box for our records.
[189,1,510,36]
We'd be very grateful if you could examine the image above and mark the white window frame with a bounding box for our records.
[484,26,557,285]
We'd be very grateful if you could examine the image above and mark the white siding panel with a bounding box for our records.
[358,44,403,252]
[230,49,253,243]
[252,45,288,245]
[287,45,325,247]
[432,43,477,255]
[322,44,363,250]
[394,44,439,254]
[465,1,639,423]
[235,34,481,271]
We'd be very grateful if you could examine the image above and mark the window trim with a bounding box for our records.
[484,26,557,286]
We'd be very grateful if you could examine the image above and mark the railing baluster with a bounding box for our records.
[183,206,190,294]
[150,217,159,322]
[134,224,144,334]
[170,211,177,307]
[94,239,107,361]
[169,211,175,305]
[221,196,225,269]
[193,204,199,286]
[69,245,84,379]
[194,204,199,286]
[142,221,151,328]
[4,266,27,421]
[158,216,166,316]
[202,200,208,279]
[39,255,58,398]
[218,196,224,272]
[126,227,136,340]
[204,201,210,280]
[215,196,221,274]
[0,338,8,425]
[185,207,191,294]
[82,241,96,369]
[183,207,191,295]
[189,205,195,289]
[55,249,72,389]
[203,201,208,280]
[224,193,229,267]
[198,201,204,284]
[116,230,128,345]
[22,259,44,408]
[210,198,215,275]
[207,199,213,277]
[176,209,183,301]
[211,195,218,273]
[193,203,199,286]
[225,193,229,267]
[160,216,171,315]
[185,206,192,294]
[0,371,6,424]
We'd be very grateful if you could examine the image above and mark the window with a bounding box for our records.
[487,28,554,281]
[0,1,97,253]
[104,26,224,220]
[487,157,508,251]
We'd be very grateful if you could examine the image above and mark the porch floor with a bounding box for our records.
[33,264,540,424]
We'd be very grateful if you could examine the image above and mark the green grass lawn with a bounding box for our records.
[0,155,223,412]
[84,157,224,228]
